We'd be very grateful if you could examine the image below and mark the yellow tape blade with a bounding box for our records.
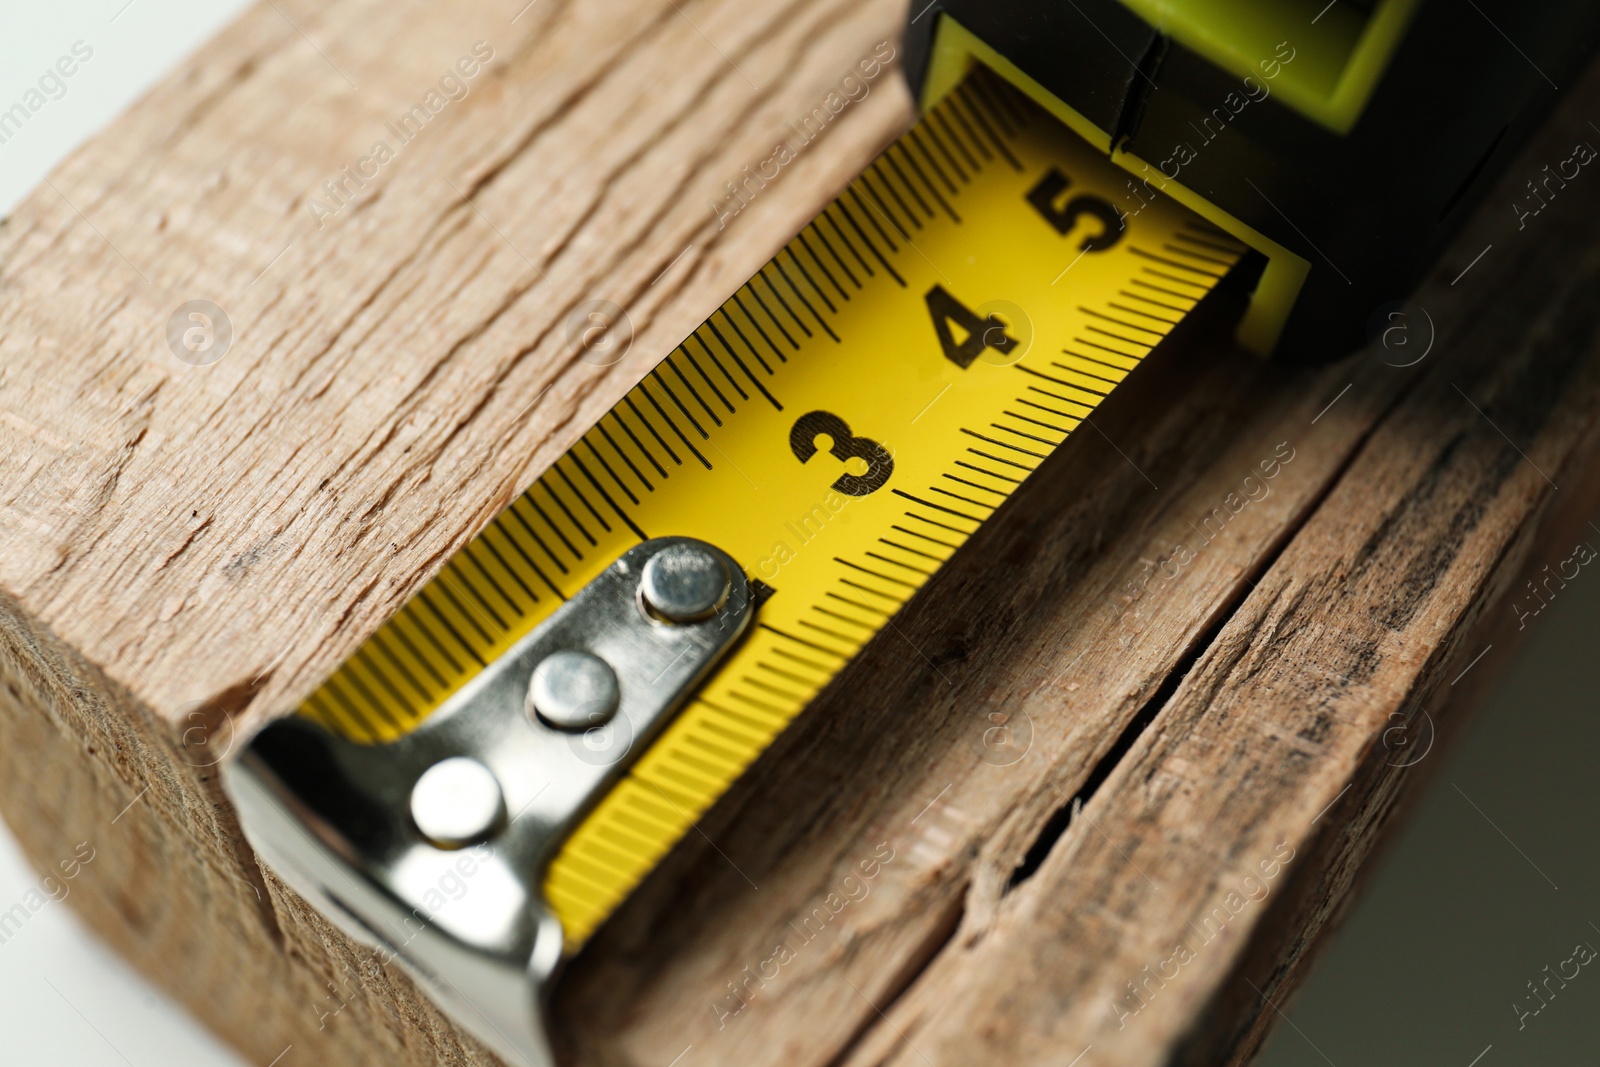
[297,66,1245,950]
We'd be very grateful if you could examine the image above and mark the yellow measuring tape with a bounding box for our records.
[297,66,1243,949]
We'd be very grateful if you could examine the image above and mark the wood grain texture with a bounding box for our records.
[0,0,911,1063]
[553,56,1600,1067]
[1,0,1598,1064]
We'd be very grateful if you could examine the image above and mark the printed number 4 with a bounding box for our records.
[925,285,1017,370]
[789,410,894,496]
[926,166,1124,370]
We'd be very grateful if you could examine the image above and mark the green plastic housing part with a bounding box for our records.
[1117,0,1421,135]
[916,16,1306,357]
[902,0,1600,363]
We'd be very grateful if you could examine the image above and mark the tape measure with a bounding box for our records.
[225,3,1600,1062]
[288,65,1243,950]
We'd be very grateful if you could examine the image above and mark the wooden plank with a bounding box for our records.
[0,0,909,1063]
[828,132,1600,1067]
[1,2,1597,1066]
[554,42,1600,1067]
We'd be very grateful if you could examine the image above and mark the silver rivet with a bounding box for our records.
[528,649,620,731]
[410,757,504,849]
[639,541,729,623]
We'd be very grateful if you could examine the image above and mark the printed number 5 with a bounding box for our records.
[1026,167,1123,251]
[789,410,894,496]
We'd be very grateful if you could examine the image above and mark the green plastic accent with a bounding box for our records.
[1116,0,1421,133]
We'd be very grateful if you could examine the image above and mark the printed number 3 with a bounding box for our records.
[789,410,894,496]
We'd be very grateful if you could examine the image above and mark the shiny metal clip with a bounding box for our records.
[226,537,754,1065]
